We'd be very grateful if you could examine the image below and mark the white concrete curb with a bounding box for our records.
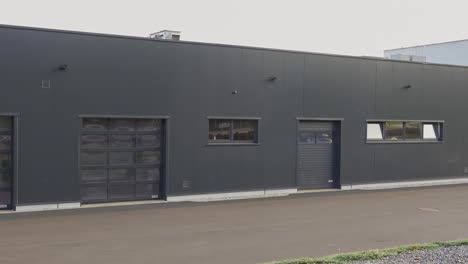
[15,202,80,212]
[341,178,468,190]
[167,188,298,202]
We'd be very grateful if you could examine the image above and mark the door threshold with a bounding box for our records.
[297,188,340,194]
[81,199,167,209]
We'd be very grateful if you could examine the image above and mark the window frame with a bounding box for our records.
[207,116,260,145]
[366,120,443,143]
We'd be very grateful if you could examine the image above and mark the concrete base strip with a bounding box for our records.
[341,178,468,190]
[15,202,80,212]
[167,188,298,202]
[11,178,468,212]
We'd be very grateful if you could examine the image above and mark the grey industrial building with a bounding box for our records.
[1,24,466,211]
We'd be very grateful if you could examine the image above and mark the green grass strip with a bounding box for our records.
[267,239,468,264]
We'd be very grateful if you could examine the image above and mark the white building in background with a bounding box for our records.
[384,39,468,66]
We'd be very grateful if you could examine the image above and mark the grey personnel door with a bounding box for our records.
[296,121,340,189]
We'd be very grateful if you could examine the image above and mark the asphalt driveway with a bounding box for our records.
[1,185,468,264]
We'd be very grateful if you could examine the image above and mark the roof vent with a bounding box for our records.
[149,30,181,41]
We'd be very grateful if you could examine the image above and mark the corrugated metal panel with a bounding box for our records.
[297,121,337,189]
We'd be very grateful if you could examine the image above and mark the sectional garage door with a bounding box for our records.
[80,118,164,203]
[0,117,13,209]
[297,121,340,189]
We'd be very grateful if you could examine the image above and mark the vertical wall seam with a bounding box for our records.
[261,48,265,191]
[373,61,378,117]
[301,55,306,116]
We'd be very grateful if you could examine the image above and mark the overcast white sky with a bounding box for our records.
[1,0,467,56]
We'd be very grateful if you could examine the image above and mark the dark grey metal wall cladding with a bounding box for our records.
[0,24,467,205]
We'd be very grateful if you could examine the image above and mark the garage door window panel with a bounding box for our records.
[110,134,135,148]
[82,118,108,131]
[109,119,135,132]
[0,135,12,151]
[299,131,316,144]
[109,168,136,182]
[137,119,161,132]
[81,135,108,149]
[81,185,107,201]
[81,151,107,166]
[136,167,160,181]
[137,134,159,148]
[81,169,107,183]
[316,131,334,144]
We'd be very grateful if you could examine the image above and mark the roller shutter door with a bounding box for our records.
[297,121,339,189]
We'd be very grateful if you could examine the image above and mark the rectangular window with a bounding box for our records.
[367,121,442,142]
[208,119,258,143]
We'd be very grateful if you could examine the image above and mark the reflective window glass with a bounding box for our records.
[367,123,383,140]
[136,168,160,181]
[384,122,404,140]
[137,151,160,164]
[136,183,155,197]
[316,131,333,144]
[423,123,438,140]
[137,119,161,132]
[81,151,107,166]
[208,120,231,141]
[109,168,135,181]
[81,169,107,183]
[109,119,135,131]
[137,134,159,148]
[81,185,107,201]
[0,170,11,188]
[109,151,135,165]
[405,122,422,140]
[81,135,107,149]
[108,184,134,199]
[82,118,107,131]
[232,120,256,141]
[0,135,12,151]
[299,131,315,143]
[110,134,135,148]
[0,117,12,132]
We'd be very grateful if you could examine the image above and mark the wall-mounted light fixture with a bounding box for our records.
[402,84,412,89]
[232,90,238,95]
[58,64,68,71]
[267,76,278,82]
